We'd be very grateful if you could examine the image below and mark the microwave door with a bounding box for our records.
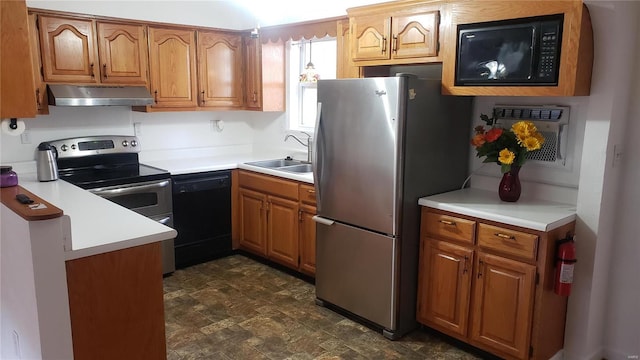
[457,25,535,83]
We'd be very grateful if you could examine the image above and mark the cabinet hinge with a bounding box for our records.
[529,346,534,357]
[298,210,303,221]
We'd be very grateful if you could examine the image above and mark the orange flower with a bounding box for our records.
[485,127,503,142]
[471,134,486,147]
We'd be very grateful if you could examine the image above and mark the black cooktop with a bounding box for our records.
[57,153,169,189]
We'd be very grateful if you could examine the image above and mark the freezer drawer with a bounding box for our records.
[315,217,397,330]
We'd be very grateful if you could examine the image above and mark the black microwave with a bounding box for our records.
[455,14,564,86]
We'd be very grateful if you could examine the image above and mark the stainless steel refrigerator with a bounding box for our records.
[312,74,472,339]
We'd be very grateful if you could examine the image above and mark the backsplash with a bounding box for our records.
[0,107,294,164]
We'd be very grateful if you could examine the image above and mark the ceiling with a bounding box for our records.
[26,0,390,30]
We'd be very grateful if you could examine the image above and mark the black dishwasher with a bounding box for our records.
[172,170,232,268]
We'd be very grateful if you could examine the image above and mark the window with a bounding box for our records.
[287,37,336,132]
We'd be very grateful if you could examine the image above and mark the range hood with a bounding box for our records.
[47,84,154,106]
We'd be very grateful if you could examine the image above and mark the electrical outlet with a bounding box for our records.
[20,130,31,144]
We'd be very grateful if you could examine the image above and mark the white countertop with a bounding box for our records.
[418,188,577,232]
[8,152,313,260]
[16,171,177,260]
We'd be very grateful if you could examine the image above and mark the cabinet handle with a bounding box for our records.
[463,255,469,274]
[90,63,95,78]
[103,64,107,79]
[154,90,158,104]
[201,91,205,105]
[307,189,316,194]
[495,233,516,240]
[382,37,387,53]
[439,219,456,226]
[477,259,484,278]
[35,89,41,110]
[252,90,258,102]
[392,35,398,53]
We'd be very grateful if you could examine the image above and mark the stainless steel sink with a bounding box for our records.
[246,159,305,168]
[245,158,313,174]
[278,164,313,173]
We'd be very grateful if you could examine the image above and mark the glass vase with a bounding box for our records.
[498,166,521,202]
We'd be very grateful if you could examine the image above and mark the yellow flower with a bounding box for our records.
[522,136,543,151]
[512,121,537,138]
[498,148,515,165]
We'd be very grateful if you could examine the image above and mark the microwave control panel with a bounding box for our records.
[537,20,562,81]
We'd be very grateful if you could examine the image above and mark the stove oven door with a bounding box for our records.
[89,179,175,274]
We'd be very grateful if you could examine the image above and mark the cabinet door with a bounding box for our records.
[417,239,473,338]
[148,27,197,108]
[66,243,166,360]
[350,15,391,61]
[391,11,439,59]
[239,188,267,256]
[267,196,299,269]
[97,22,148,85]
[197,31,243,108]
[243,36,262,109]
[471,252,536,359]
[336,20,360,79]
[299,204,316,276]
[1,0,37,118]
[38,15,99,83]
[28,13,48,115]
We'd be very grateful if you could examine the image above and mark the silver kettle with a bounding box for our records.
[36,142,59,182]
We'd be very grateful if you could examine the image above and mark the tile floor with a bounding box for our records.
[163,254,484,360]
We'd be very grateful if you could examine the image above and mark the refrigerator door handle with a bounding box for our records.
[313,101,323,204]
[312,215,335,226]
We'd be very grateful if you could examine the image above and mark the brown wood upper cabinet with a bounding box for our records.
[37,15,148,85]
[1,0,37,118]
[148,27,198,108]
[347,2,441,66]
[242,37,285,111]
[197,31,243,108]
[96,22,148,85]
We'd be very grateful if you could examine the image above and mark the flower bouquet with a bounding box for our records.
[471,114,545,173]
[471,113,545,201]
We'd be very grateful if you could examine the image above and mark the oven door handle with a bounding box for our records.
[89,180,171,197]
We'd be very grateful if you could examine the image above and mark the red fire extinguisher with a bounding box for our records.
[554,235,577,296]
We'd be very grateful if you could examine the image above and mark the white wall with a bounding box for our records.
[602,2,640,358]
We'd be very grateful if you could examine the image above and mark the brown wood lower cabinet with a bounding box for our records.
[237,170,316,276]
[417,207,574,360]
[65,242,166,360]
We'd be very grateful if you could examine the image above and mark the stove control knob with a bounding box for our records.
[130,140,138,147]
[61,144,68,151]
[122,140,129,147]
[71,144,76,150]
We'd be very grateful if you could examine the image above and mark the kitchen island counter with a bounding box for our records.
[419,188,576,231]
[14,170,177,260]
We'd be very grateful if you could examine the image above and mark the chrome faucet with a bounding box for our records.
[284,131,313,163]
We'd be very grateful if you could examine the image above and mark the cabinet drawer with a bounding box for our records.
[299,184,316,205]
[238,170,299,200]
[477,224,538,261]
[424,211,475,244]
